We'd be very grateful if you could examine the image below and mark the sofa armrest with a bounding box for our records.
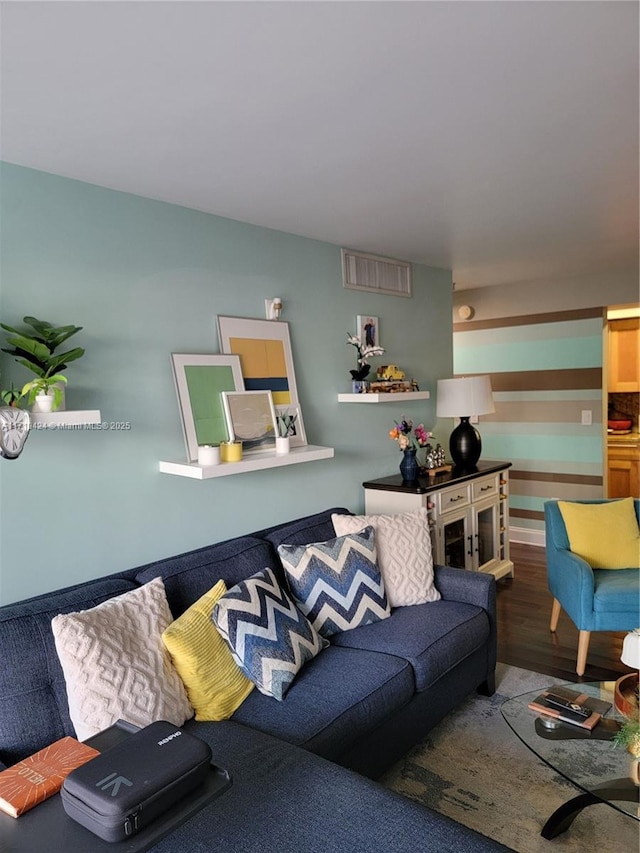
[434,564,497,692]
[545,547,595,629]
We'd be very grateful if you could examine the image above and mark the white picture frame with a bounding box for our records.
[356,315,380,349]
[217,315,307,446]
[274,404,306,448]
[222,390,278,454]
[171,353,244,462]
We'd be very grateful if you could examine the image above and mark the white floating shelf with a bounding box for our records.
[337,391,430,403]
[159,444,334,479]
[30,410,102,427]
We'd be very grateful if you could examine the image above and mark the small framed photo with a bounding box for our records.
[171,353,244,462]
[274,404,306,448]
[222,390,278,454]
[357,315,380,349]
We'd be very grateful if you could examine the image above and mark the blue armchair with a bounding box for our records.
[544,498,640,676]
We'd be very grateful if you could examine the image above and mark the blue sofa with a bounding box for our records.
[0,507,507,852]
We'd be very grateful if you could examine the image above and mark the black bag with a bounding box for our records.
[61,721,212,843]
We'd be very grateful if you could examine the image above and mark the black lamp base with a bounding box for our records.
[449,417,482,470]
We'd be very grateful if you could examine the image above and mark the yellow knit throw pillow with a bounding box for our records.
[558,498,640,569]
[162,580,253,720]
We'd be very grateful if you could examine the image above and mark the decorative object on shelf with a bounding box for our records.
[275,436,290,455]
[376,364,405,381]
[436,375,495,471]
[264,298,283,320]
[21,373,67,412]
[217,316,307,447]
[346,333,384,382]
[197,444,220,466]
[220,441,243,463]
[222,390,277,454]
[274,404,305,448]
[422,443,448,475]
[171,353,244,462]
[390,418,432,480]
[356,315,380,349]
[352,380,368,393]
[0,406,30,459]
[1,316,85,413]
[276,410,296,453]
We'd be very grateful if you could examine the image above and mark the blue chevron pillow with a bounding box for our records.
[211,568,328,701]
[278,526,391,638]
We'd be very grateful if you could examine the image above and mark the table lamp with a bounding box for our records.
[436,375,495,470]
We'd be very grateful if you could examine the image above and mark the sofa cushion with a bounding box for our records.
[0,578,137,765]
[331,601,490,691]
[278,527,391,637]
[161,580,254,720]
[135,536,282,616]
[558,497,640,569]
[167,719,510,853]
[331,508,440,607]
[51,578,193,740]
[212,569,328,701]
[231,645,414,760]
[593,568,640,612]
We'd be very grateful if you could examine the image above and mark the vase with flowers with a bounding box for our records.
[346,334,384,391]
[389,418,432,480]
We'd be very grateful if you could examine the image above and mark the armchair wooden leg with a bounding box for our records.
[576,631,590,676]
[550,599,561,632]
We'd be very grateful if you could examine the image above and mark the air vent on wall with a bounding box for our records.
[341,249,412,297]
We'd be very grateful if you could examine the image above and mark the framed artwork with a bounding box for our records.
[217,315,307,446]
[274,404,306,448]
[222,390,278,454]
[357,315,380,349]
[171,353,244,462]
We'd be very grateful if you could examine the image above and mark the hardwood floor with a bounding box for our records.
[495,541,629,684]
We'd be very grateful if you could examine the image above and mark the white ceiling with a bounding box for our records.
[1,1,638,290]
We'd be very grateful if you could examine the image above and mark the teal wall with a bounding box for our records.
[0,163,452,604]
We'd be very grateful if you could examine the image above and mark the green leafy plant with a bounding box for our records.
[276,411,297,438]
[1,316,85,379]
[0,382,22,407]
[613,715,640,756]
[21,374,68,411]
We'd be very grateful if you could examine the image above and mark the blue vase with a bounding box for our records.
[399,448,419,481]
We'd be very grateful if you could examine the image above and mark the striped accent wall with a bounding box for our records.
[453,308,605,540]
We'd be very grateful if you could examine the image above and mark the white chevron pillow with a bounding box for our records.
[52,578,193,740]
[332,509,440,608]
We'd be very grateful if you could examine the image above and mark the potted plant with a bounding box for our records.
[275,411,298,455]
[1,317,84,412]
[613,715,640,758]
[20,374,68,413]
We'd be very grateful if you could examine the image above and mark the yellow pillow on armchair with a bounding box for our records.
[558,498,640,569]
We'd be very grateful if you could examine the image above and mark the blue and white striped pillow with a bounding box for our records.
[212,568,327,701]
[278,526,391,638]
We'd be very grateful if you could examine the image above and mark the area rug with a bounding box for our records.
[381,664,639,853]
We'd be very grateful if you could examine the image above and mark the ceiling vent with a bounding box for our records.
[341,249,412,297]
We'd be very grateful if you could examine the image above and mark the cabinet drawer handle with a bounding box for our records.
[449,494,464,503]
[480,485,492,492]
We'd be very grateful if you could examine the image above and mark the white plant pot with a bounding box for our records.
[33,393,54,413]
[275,436,291,455]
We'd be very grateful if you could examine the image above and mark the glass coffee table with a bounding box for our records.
[501,681,639,839]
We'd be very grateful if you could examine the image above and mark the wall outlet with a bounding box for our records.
[581,410,592,426]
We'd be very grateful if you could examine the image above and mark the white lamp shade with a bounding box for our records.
[621,629,640,669]
[436,376,495,418]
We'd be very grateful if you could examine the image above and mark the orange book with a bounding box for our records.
[0,736,99,818]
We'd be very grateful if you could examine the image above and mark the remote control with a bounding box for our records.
[544,693,591,719]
